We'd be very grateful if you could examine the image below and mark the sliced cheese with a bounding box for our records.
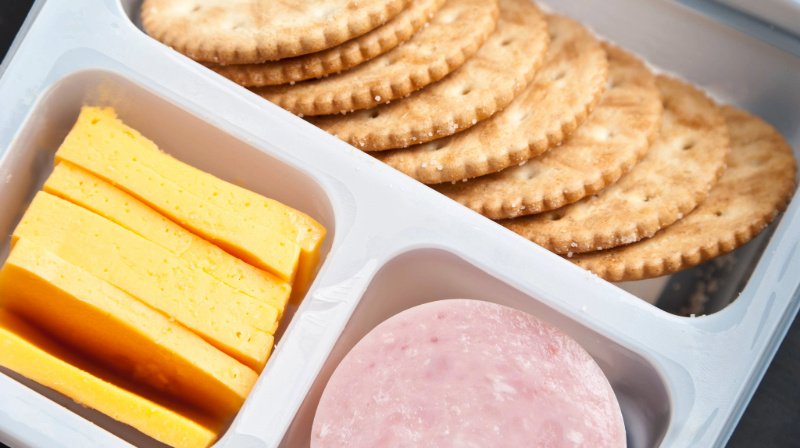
[0,238,258,419]
[54,107,301,283]
[0,309,221,448]
[153,159,326,303]
[13,192,275,371]
[56,106,324,297]
[45,161,292,315]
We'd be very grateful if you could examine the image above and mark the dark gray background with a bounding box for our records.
[0,1,798,447]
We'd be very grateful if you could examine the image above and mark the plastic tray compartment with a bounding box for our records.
[281,248,671,448]
[0,68,339,447]
[0,0,799,447]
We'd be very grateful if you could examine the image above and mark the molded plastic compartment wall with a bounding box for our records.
[281,249,672,448]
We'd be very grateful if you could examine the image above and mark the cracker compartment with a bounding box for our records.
[0,0,799,447]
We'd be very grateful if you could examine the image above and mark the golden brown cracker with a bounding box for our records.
[311,0,549,150]
[141,0,414,64]
[373,15,608,184]
[253,0,500,116]
[435,44,661,219]
[205,0,447,87]
[501,76,730,254]
[571,106,797,281]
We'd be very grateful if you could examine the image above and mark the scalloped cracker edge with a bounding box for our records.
[501,76,730,254]
[205,0,446,86]
[571,106,797,281]
[142,0,414,64]
[312,0,548,150]
[435,44,661,219]
[372,15,608,184]
[253,0,500,115]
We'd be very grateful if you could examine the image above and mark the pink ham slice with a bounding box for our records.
[311,299,626,448]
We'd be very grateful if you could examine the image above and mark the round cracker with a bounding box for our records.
[373,15,609,184]
[311,0,549,150]
[205,0,447,87]
[501,76,730,254]
[435,44,662,219]
[141,0,414,64]
[571,106,797,282]
[253,0,500,116]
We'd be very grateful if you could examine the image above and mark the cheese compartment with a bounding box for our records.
[0,68,337,447]
[279,248,671,448]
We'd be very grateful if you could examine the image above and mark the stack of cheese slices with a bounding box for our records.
[0,107,325,448]
[143,0,796,283]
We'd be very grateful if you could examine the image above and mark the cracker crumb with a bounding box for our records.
[298,113,304,118]
[437,165,443,171]
[567,252,573,257]
[472,119,477,125]
[289,81,295,85]
[375,95,381,101]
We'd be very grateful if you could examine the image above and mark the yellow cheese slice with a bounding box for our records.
[153,159,326,303]
[45,161,292,315]
[54,107,301,283]
[0,238,258,420]
[0,309,221,448]
[13,192,276,371]
[56,106,324,298]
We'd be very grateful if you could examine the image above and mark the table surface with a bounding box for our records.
[0,1,797,447]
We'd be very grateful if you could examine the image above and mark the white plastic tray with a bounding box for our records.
[0,0,798,447]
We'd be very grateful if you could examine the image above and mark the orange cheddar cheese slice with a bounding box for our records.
[13,192,276,371]
[54,107,301,283]
[0,309,222,448]
[155,160,326,303]
[45,161,292,315]
[0,238,258,420]
[55,106,324,298]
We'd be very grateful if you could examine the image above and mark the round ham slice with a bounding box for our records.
[311,299,626,447]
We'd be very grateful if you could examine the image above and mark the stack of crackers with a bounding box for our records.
[143,0,797,283]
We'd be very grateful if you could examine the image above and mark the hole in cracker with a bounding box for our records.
[369,110,380,119]
[552,71,566,82]
[643,194,656,202]
[751,155,769,166]
[461,86,472,95]
[682,141,696,151]
[426,141,447,152]
[501,38,514,47]
[549,31,559,42]
[608,78,623,89]
[547,212,563,221]
[438,11,460,24]
[191,5,202,12]
[232,22,245,31]
[714,210,724,217]
[512,111,530,123]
